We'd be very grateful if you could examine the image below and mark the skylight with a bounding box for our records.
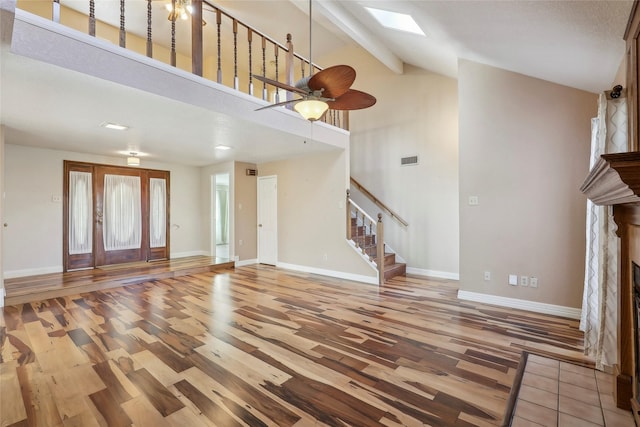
[365,7,425,36]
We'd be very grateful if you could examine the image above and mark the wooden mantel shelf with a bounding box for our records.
[581,152,640,205]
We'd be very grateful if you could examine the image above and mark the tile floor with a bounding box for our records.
[511,354,636,426]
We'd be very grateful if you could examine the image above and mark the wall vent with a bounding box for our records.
[246,168,258,176]
[400,156,419,166]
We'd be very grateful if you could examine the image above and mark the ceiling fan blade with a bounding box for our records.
[252,75,308,95]
[326,89,376,111]
[255,98,302,111]
[308,65,356,99]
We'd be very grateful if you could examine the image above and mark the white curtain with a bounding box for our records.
[69,171,93,254]
[103,174,141,251]
[149,178,167,248]
[216,186,229,245]
[580,93,627,370]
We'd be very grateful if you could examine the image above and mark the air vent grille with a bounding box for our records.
[401,156,418,166]
[246,168,258,176]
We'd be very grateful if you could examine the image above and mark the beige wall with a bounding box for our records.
[3,144,205,276]
[458,60,597,308]
[0,126,4,302]
[319,46,460,277]
[259,150,376,278]
[234,162,257,261]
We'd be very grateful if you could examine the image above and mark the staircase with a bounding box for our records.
[350,217,406,281]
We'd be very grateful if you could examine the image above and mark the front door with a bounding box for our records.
[64,161,170,271]
[257,175,277,265]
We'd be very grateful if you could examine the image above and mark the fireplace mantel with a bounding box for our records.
[581,151,640,416]
[581,152,640,206]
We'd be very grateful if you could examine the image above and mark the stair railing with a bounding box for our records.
[350,177,408,227]
[346,190,384,285]
[27,0,348,129]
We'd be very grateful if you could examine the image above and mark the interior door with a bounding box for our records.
[258,175,277,265]
[95,165,147,266]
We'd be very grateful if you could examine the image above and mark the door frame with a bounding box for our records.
[257,175,277,265]
[63,160,170,271]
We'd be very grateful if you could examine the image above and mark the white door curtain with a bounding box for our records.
[580,92,628,370]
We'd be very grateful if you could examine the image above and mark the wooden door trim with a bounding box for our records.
[63,161,170,271]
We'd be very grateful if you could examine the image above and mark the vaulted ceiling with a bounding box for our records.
[1,0,634,166]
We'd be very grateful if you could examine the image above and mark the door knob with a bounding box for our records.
[258,224,262,227]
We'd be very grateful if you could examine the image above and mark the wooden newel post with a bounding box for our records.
[285,34,294,108]
[376,213,384,285]
[191,0,203,77]
[346,190,351,241]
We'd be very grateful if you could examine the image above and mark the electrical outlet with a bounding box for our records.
[520,276,528,286]
[239,239,243,246]
[51,195,62,203]
[509,274,518,286]
[468,196,479,206]
[530,277,538,288]
[484,271,491,281]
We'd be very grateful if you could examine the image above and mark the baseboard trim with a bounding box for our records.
[457,290,582,319]
[235,258,257,267]
[170,251,209,259]
[4,266,63,279]
[276,262,378,285]
[406,267,459,280]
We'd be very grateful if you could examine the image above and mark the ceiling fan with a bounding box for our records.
[253,0,376,121]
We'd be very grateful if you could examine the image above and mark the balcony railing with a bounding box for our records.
[16,0,348,130]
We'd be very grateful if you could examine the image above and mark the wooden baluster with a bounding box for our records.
[233,19,239,90]
[216,9,222,83]
[119,0,126,48]
[274,44,279,103]
[344,111,350,131]
[377,213,384,285]
[301,58,306,80]
[89,0,96,36]
[261,37,267,100]
[170,0,176,66]
[346,190,352,241]
[248,29,254,96]
[191,0,203,76]
[52,0,60,23]
[145,0,152,57]
[285,34,294,107]
[360,211,365,254]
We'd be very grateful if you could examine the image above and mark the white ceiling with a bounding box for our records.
[0,0,634,166]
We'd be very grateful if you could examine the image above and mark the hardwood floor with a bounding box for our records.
[3,256,234,306]
[0,265,589,426]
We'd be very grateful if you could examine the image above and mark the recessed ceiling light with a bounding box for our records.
[365,7,425,36]
[215,145,232,150]
[100,122,129,131]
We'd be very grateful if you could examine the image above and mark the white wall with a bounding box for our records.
[458,60,596,309]
[0,126,5,305]
[3,144,205,276]
[259,149,377,281]
[320,46,460,278]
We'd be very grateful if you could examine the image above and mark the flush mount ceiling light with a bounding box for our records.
[215,145,232,150]
[365,7,425,36]
[101,121,129,131]
[294,99,329,121]
[127,152,141,166]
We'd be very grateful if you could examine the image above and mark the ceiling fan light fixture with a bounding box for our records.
[295,99,329,121]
